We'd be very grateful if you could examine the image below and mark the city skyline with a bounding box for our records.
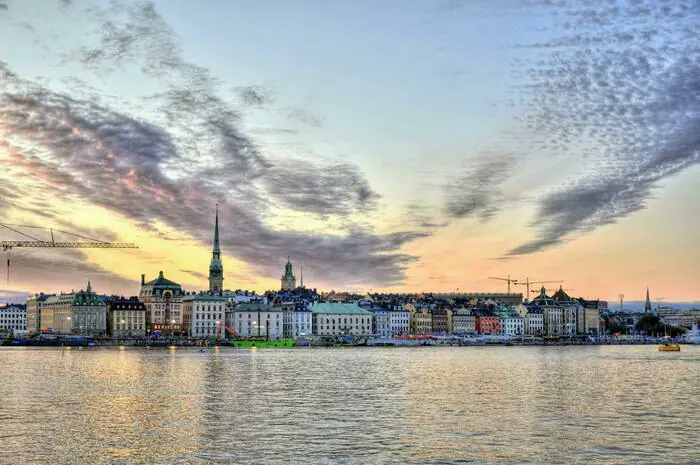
[1,0,699,301]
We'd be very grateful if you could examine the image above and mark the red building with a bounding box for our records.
[475,314,501,334]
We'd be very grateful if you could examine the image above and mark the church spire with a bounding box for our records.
[213,202,220,253]
[645,287,652,313]
[300,263,304,288]
[209,203,223,293]
[87,280,92,293]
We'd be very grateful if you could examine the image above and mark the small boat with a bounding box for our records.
[658,343,680,352]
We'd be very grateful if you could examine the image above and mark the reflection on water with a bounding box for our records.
[0,346,698,464]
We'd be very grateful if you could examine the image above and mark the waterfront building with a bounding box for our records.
[573,298,601,336]
[183,293,228,339]
[208,205,224,293]
[552,287,583,335]
[108,298,146,338]
[26,293,51,335]
[365,305,392,339]
[41,293,74,333]
[657,307,700,329]
[40,282,107,336]
[0,303,27,334]
[311,302,373,337]
[496,305,524,336]
[524,308,543,336]
[139,271,185,336]
[410,307,432,334]
[233,302,284,340]
[451,308,476,334]
[530,287,564,336]
[280,258,296,291]
[390,305,410,337]
[431,307,452,334]
[283,304,313,338]
[474,309,501,334]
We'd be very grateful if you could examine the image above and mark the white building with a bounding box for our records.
[452,308,476,334]
[183,294,228,339]
[311,302,373,336]
[289,307,312,338]
[39,282,107,336]
[390,306,410,336]
[233,302,284,340]
[0,303,27,335]
[530,288,564,336]
[366,306,392,339]
[524,308,544,336]
[108,298,146,338]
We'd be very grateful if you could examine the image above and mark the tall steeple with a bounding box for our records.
[644,287,652,313]
[209,203,224,293]
[300,263,304,288]
[281,257,296,291]
[86,280,92,293]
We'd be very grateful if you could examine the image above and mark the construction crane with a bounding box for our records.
[514,278,563,302]
[1,223,138,284]
[488,275,519,293]
[531,287,574,294]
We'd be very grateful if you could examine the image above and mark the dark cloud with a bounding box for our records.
[180,269,207,280]
[234,85,273,107]
[262,159,380,216]
[444,155,514,222]
[506,0,700,255]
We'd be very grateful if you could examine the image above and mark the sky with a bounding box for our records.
[0,0,698,303]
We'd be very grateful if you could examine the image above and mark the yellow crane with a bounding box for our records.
[1,223,138,284]
[488,275,519,293]
[514,278,564,302]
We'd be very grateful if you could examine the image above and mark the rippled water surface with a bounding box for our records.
[1,346,698,464]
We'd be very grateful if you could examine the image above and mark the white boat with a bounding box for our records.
[684,323,700,344]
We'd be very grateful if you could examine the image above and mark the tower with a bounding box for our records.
[281,257,296,291]
[300,263,304,288]
[208,204,224,293]
[644,287,652,314]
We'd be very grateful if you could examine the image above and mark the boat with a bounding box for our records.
[658,343,680,352]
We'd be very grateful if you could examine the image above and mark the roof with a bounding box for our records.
[311,302,373,315]
[236,302,282,312]
[73,291,105,306]
[183,294,228,302]
[144,271,181,288]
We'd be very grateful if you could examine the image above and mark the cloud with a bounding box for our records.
[444,154,515,222]
[0,1,426,288]
[180,269,208,280]
[506,0,700,255]
[234,85,274,107]
[261,159,380,216]
[286,107,324,128]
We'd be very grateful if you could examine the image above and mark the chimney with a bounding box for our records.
[141,274,145,285]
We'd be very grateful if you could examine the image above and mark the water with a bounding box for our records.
[0,346,697,465]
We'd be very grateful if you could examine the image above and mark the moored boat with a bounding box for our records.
[658,343,680,352]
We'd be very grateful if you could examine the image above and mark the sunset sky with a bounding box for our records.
[0,0,698,303]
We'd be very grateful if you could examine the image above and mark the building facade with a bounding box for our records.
[233,302,284,340]
[530,287,564,336]
[367,305,392,339]
[139,271,185,335]
[431,307,452,334]
[497,305,524,336]
[108,298,146,338]
[474,310,501,334]
[452,308,476,334]
[524,309,544,336]
[0,303,27,334]
[283,305,313,338]
[410,307,432,334]
[26,294,51,335]
[183,294,228,339]
[39,282,106,336]
[390,306,410,337]
[311,302,373,337]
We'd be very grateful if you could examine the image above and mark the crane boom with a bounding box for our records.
[1,223,138,283]
[2,241,137,250]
